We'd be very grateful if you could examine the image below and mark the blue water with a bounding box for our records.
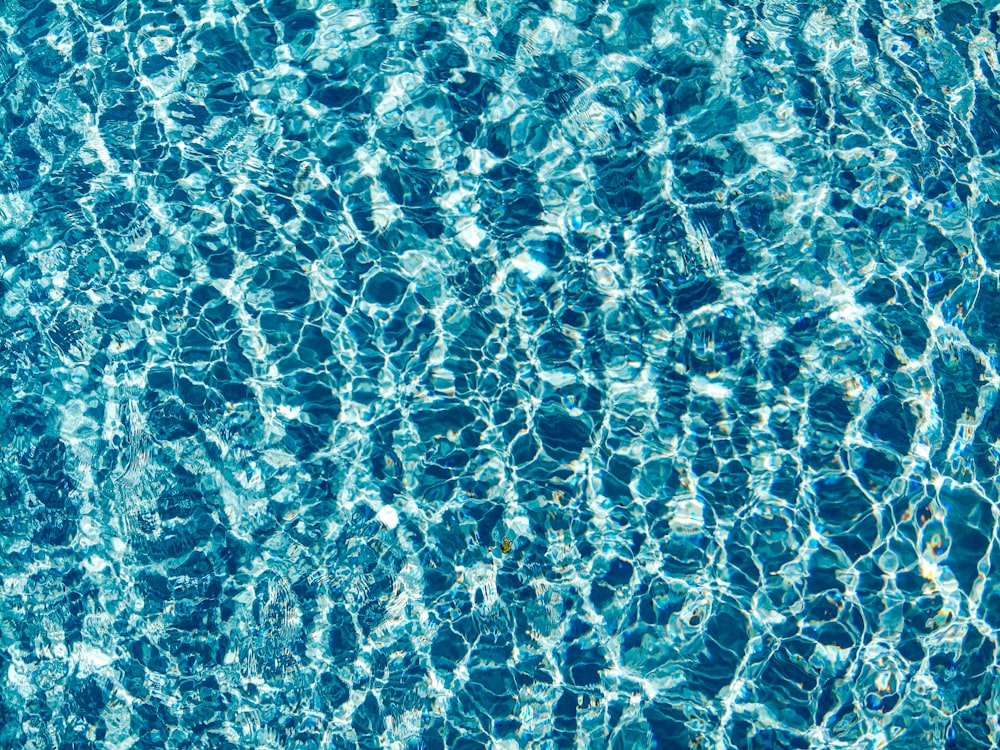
[0,0,998,748]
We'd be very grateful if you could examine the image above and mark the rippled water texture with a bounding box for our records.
[1,0,999,748]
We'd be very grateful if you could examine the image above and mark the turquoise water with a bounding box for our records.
[0,0,998,748]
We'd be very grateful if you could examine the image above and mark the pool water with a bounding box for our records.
[0,0,999,748]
